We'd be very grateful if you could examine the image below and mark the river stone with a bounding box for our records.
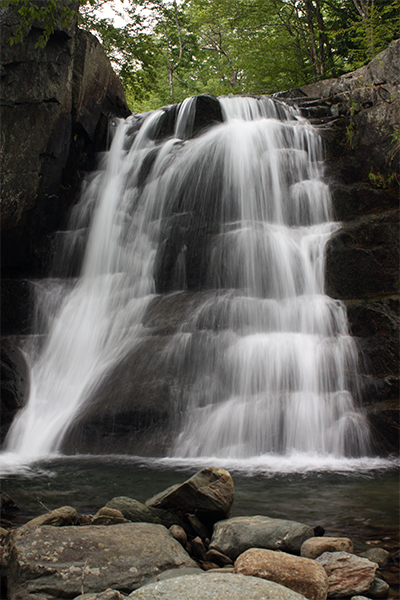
[105,497,186,529]
[127,572,308,599]
[145,467,234,525]
[2,522,197,600]
[316,551,378,598]
[22,506,78,528]
[234,548,329,600]
[74,591,124,600]
[359,548,390,568]
[367,578,390,599]
[209,515,314,560]
[91,507,128,526]
[301,536,354,559]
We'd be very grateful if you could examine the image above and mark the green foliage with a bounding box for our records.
[368,169,399,189]
[3,0,400,107]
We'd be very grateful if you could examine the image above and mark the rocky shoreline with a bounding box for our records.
[1,467,397,600]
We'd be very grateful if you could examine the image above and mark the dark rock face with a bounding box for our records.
[284,40,399,454]
[0,340,30,445]
[1,3,130,278]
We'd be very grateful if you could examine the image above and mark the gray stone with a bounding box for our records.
[2,522,197,600]
[169,524,187,546]
[91,507,128,526]
[74,591,124,600]
[210,515,314,560]
[105,496,185,529]
[127,572,308,599]
[146,467,235,525]
[367,577,390,599]
[359,548,391,568]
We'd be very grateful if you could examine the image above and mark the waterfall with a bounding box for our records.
[3,95,370,463]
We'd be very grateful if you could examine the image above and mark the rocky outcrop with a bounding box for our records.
[280,40,400,455]
[1,1,130,288]
[0,339,30,444]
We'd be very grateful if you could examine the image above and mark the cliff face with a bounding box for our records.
[281,39,399,455]
[1,3,130,280]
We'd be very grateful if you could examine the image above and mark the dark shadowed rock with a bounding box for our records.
[1,2,130,278]
[145,467,234,526]
[210,515,314,560]
[3,522,197,600]
[104,497,186,530]
[1,338,30,444]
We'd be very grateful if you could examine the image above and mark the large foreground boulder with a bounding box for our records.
[209,515,314,560]
[2,522,197,600]
[127,572,308,599]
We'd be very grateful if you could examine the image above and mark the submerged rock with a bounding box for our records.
[3,522,197,600]
[209,515,314,560]
[234,548,329,600]
[127,572,308,599]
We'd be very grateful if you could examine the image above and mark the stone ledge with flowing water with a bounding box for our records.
[0,31,398,460]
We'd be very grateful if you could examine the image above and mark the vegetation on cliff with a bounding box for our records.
[3,0,399,110]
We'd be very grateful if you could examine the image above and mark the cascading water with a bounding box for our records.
[2,95,370,467]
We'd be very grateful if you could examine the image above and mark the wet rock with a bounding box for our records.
[209,515,314,560]
[316,551,378,598]
[22,506,78,528]
[301,536,354,559]
[191,536,207,561]
[1,338,30,444]
[146,467,234,526]
[105,497,185,529]
[359,548,391,568]
[3,522,197,599]
[169,524,187,546]
[206,548,233,566]
[91,507,128,526]
[127,572,308,599]
[234,548,328,600]
[366,577,390,599]
[0,492,19,514]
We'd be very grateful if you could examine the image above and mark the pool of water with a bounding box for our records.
[1,454,399,596]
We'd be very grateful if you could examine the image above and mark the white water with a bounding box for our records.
[2,95,372,471]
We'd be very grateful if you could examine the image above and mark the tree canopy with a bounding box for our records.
[3,0,399,111]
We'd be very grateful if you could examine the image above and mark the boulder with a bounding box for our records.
[301,537,354,560]
[74,591,124,600]
[104,497,186,529]
[316,551,378,598]
[234,548,329,600]
[145,467,234,526]
[127,572,309,599]
[367,577,390,599]
[22,505,77,528]
[2,522,197,600]
[209,516,314,560]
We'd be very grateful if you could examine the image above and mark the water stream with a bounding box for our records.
[0,95,381,471]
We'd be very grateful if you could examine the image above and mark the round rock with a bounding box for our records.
[127,572,308,599]
[301,537,354,560]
